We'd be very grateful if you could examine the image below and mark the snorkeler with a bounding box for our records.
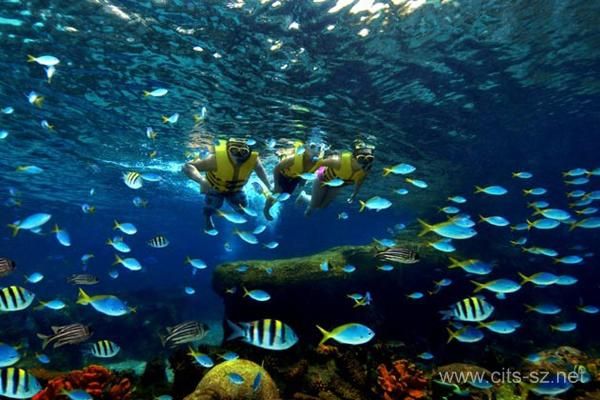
[300,139,375,216]
[182,138,271,232]
[263,140,324,220]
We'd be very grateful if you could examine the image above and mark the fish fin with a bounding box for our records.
[474,186,483,193]
[417,219,432,237]
[447,257,461,269]
[446,328,456,343]
[37,333,50,350]
[359,200,366,212]
[383,167,391,176]
[77,288,91,305]
[161,115,169,123]
[522,189,530,195]
[478,215,485,223]
[113,220,120,230]
[517,272,530,285]
[316,325,330,346]
[226,320,244,341]
[242,286,250,297]
[143,91,150,96]
[27,54,36,62]
[7,224,20,237]
[470,280,486,293]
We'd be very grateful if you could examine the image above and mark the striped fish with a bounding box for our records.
[441,297,495,322]
[160,321,208,348]
[148,235,170,248]
[123,171,143,189]
[88,340,120,358]
[375,247,420,264]
[226,319,298,350]
[37,324,92,350]
[67,274,99,285]
[0,368,42,399]
[0,258,16,278]
[0,286,35,312]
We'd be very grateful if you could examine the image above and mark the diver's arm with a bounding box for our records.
[348,176,366,203]
[182,156,215,184]
[274,157,293,177]
[254,159,272,191]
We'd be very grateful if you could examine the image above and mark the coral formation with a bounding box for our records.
[183,359,279,400]
[377,359,430,400]
[32,365,133,400]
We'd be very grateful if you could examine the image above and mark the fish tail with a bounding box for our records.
[522,189,530,195]
[77,288,91,305]
[112,254,122,266]
[446,328,457,344]
[439,310,452,320]
[552,258,560,264]
[474,186,483,193]
[52,224,60,234]
[143,91,150,96]
[359,200,366,212]
[33,301,46,311]
[226,320,244,341]
[447,257,461,269]
[470,280,486,293]
[129,307,137,314]
[159,334,167,347]
[383,167,392,176]
[511,172,517,178]
[478,215,485,223]
[524,304,534,313]
[417,219,432,237]
[7,224,20,237]
[525,219,533,230]
[242,286,249,297]
[184,256,191,264]
[476,322,487,329]
[36,333,51,350]
[113,219,120,230]
[161,115,169,123]
[27,54,36,62]
[517,272,530,285]
[316,325,331,346]
[568,222,578,231]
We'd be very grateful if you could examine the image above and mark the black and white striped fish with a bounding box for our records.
[160,321,208,348]
[0,368,42,399]
[226,319,298,350]
[87,340,120,358]
[37,324,92,349]
[67,274,99,286]
[441,297,495,322]
[0,286,35,312]
[147,235,170,248]
[375,247,420,264]
[0,258,16,278]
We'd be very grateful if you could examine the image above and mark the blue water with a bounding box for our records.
[0,0,599,398]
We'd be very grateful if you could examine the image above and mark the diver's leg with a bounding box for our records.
[203,193,224,231]
[227,191,248,215]
[264,173,283,220]
[319,187,342,208]
[305,181,327,216]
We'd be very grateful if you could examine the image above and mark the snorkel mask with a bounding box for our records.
[353,140,375,167]
[227,138,251,162]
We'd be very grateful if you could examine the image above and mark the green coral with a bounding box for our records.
[183,359,279,400]
[496,383,528,400]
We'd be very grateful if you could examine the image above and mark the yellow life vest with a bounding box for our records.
[323,152,365,184]
[206,140,258,193]
[281,142,323,178]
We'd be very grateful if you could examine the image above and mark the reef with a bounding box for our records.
[183,359,279,400]
[377,359,430,400]
[32,365,133,400]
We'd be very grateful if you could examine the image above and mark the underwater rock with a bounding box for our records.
[183,359,279,400]
[32,364,133,400]
[377,359,430,400]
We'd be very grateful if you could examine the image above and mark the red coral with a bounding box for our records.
[377,359,430,400]
[32,365,133,400]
